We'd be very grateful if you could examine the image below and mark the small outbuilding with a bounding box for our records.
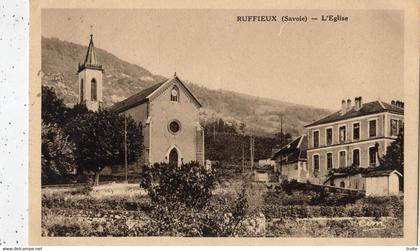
[363,170,402,196]
[324,169,402,196]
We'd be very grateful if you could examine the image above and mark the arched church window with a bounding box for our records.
[91,78,97,101]
[170,86,179,102]
[80,79,84,101]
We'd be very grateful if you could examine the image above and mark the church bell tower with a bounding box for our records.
[78,34,104,112]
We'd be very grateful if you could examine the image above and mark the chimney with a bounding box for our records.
[340,100,346,115]
[394,100,404,108]
[347,99,352,111]
[355,96,363,111]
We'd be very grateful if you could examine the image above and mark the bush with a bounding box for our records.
[140,162,216,209]
[261,197,403,219]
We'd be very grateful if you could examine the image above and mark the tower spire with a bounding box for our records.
[78,32,102,73]
[77,33,104,112]
[84,34,98,66]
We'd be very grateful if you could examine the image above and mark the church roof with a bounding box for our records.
[111,80,166,113]
[78,34,103,72]
[111,75,202,113]
[305,100,404,128]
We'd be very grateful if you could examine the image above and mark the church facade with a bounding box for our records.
[111,75,205,166]
[78,35,205,167]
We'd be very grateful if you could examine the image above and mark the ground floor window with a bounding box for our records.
[339,151,346,168]
[326,153,333,170]
[369,146,377,166]
[352,149,360,167]
[313,155,319,174]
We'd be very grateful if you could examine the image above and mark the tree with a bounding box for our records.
[380,126,404,175]
[65,110,142,185]
[41,86,67,125]
[41,122,76,185]
[64,103,89,122]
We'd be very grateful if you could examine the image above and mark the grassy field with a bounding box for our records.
[41,181,403,237]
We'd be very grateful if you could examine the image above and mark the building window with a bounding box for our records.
[352,149,360,167]
[369,120,377,138]
[170,86,179,102]
[391,119,399,136]
[339,151,346,168]
[340,181,345,188]
[313,155,320,173]
[369,146,377,166]
[339,126,346,143]
[91,78,97,101]
[168,120,181,134]
[326,128,332,145]
[80,79,84,101]
[326,153,333,170]
[313,131,319,148]
[353,123,360,141]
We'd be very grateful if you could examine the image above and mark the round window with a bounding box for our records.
[169,120,181,134]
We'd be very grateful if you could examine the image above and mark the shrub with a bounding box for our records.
[142,186,249,237]
[140,162,216,209]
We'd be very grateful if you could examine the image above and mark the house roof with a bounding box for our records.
[111,76,202,113]
[323,172,362,184]
[305,100,404,127]
[272,135,307,162]
[363,169,402,177]
[323,169,402,184]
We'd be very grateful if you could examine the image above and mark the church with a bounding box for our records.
[77,34,205,167]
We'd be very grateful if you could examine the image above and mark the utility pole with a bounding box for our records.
[213,123,216,142]
[241,141,245,173]
[124,116,128,183]
[250,134,254,170]
[279,115,283,175]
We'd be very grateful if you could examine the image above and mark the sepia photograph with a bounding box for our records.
[26,1,419,245]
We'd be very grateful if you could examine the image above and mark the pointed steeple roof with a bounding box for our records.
[78,34,103,72]
[84,34,98,65]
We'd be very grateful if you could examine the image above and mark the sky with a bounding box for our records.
[41,9,404,110]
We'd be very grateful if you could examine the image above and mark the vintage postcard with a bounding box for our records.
[29,0,419,245]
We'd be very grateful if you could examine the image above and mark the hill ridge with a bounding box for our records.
[41,36,331,136]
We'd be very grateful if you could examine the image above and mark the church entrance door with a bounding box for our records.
[169,148,178,167]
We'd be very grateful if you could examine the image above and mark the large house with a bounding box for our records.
[305,97,404,184]
[78,34,205,167]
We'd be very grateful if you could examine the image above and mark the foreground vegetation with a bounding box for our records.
[42,166,403,237]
